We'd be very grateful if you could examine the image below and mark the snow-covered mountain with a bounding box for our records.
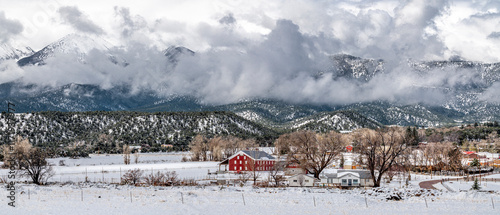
[0,43,34,61]
[330,54,384,82]
[17,34,114,66]
[163,46,195,63]
[3,33,500,127]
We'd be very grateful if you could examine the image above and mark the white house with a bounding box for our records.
[319,169,374,187]
[288,174,316,187]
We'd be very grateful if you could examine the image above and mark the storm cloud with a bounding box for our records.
[4,0,500,106]
[58,6,104,35]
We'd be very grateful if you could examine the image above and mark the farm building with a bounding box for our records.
[288,174,316,187]
[319,169,374,187]
[218,150,276,172]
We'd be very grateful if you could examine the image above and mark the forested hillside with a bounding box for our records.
[0,111,278,156]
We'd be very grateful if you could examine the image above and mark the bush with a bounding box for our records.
[181,156,189,162]
[144,171,165,186]
[121,169,143,185]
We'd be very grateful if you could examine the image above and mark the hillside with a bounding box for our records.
[0,111,278,153]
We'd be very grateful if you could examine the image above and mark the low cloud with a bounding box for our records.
[219,13,236,25]
[58,6,104,35]
[113,7,148,39]
[0,11,23,43]
[488,32,500,39]
[4,0,500,107]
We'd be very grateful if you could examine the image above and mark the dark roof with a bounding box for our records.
[242,150,275,160]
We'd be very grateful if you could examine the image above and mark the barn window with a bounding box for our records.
[240,167,242,170]
[234,161,236,164]
[237,156,239,159]
[293,180,297,182]
[240,161,242,164]
[245,161,247,164]
[244,156,246,160]
[245,167,247,170]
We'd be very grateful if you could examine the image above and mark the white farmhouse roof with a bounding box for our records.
[338,172,360,178]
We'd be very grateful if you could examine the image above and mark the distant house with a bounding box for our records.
[288,174,316,187]
[319,169,374,187]
[161,144,174,148]
[218,150,275,172]
[129,145,142,152]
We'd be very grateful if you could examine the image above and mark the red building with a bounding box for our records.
[219,150,276,172]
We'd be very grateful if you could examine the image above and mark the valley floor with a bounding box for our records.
[1,153,500,214]
[1,184,500,215]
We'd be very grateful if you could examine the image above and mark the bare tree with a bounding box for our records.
[447,144,464,171]
[2,136,32,169]
[238,172,251,186]
[249,159,261,184]
[123,145,131,165]
[354,128,409,187]
[274,133,293,156]
[189,135,209,161]
[287,130,345,179]
[190,135,257,161]
[220,136,240,159]
[208,136,223,161]
[121,168,143,185]
[268,161,286,187]
[134,152,140,164]
[20,148,55,185]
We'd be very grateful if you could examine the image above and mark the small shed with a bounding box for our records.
[288,174,316,187]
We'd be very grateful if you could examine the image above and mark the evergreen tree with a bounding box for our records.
[470,158,480,168]
[471,178,480,190]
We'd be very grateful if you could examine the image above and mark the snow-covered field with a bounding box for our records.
[9,153,220,183]
[1,153,500,214]
[48,152,188,166]
[1,184,500,214]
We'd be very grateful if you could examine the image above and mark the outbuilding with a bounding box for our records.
[288,174,316,187]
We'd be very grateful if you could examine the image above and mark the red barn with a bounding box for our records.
[219,150,276,172]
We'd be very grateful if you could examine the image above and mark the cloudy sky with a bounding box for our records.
[1,0,500,105]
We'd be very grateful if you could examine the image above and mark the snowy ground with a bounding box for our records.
[47,152,189,166]
[2,152,220,183]
[1,184,500,214]
[1,153,500,214]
